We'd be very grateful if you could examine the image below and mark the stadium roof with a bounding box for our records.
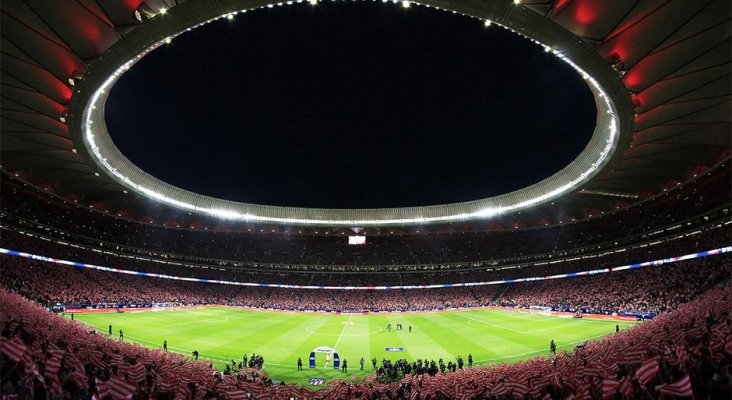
[1,0,730,233]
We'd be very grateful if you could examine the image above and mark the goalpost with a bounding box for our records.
[528,306,552,316]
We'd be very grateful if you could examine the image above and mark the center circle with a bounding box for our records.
[105,2,595,209]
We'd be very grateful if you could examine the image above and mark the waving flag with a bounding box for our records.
[602,378,619,399]
[655,374,693,398]
[674,345,688,366]
[50,376,63,396]
[635,356,659,385]
[108,376,136,400]
[512,379,529,398]
[0,336,27,362]
[621,348,646,365]
[529,382,545,398]
[618,376,633,398]
[44,355,62,380]
[71,364,87,388]
[574,383,591,400]
[490,381,508,396]
[225,390,248,400]
[128,363,147,383]
[96,378,110,398]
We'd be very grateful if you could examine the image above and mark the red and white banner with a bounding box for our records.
[656,374,693,398]
[635,356,659,385]
[0,336,27,362]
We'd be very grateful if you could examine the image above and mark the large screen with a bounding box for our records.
[348,236,366,245]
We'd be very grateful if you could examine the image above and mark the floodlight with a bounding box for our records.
[68,70,84,86]
[134,2,157,22]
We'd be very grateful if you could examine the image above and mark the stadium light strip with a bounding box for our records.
[1,246,729,291]
[78,0,623,226]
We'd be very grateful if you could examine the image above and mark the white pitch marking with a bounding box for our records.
[324,315,352,368]
[332,314,352,351]
[160,316,228,328]
[304,325,382,337]
[487,310,638,326]
[457,314,526,334]
[475,332,610,364]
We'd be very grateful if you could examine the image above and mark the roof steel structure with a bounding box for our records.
[1,0,730,233]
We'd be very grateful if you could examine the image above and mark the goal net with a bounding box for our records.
[529,306,552,316]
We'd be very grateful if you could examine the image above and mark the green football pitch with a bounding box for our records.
[71,307,636,386]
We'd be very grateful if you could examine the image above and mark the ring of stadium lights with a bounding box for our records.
[70,0,633,227]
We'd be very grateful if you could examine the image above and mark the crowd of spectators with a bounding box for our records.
[498,256,730,315]
[1,164,729,268]
[0,289,286,400]
[1,217,728,288]
[1,249,728,315]
[1,279,730,399]
[0,158,730,399]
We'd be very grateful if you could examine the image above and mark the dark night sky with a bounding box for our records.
[106,2,595,209]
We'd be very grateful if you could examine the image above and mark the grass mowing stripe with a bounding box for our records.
[456,314,568,342]
[261,314,332,362]
[117,333,225,361]
[454,313,526,334]
[402,314,476,361]
[329,315,370,366]
[72,308,637,386]
[473,332,611,364]
[454,312,605,348]
[290,316,335,353]
[438,312,536,354]
[331,315,352,352]
[526,319,587,334]
[424,313,507,358]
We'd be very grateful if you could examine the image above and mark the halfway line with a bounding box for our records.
[325,315,352,368]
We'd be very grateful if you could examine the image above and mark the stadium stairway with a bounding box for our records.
[490,285,511,302]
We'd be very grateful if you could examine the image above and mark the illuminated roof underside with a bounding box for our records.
[74,0,628,226]
[4,0,729,231]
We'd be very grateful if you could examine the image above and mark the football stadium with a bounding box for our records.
[1,1,731,399]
